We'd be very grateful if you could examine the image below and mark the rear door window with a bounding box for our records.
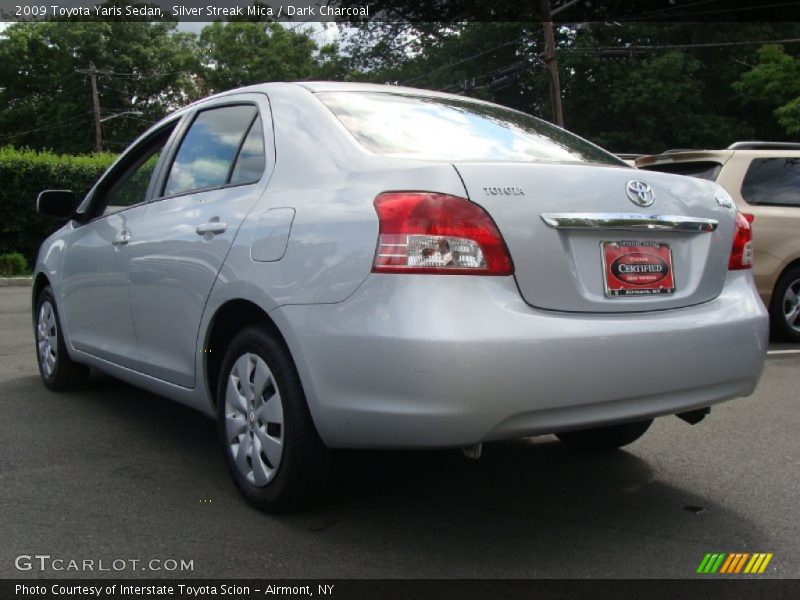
[162,105,262,197]
[741,157,800,206]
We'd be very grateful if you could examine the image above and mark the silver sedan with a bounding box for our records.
[32,82,768,511]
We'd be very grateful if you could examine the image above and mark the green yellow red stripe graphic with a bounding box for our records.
[696,552,773,574]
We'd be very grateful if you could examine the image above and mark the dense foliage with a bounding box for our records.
[0,147,116,264]
[734,44,800,136]
[344,21,800,152]
[0,16,349,155]
[0,19,198,154]
[0,253,28,276]
[2,18,799,156]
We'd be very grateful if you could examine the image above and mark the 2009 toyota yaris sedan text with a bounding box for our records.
[33,82,768,511]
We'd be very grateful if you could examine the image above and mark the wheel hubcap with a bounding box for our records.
[37,301,58,377]
[224,353,284,487]
[783,280,800,333]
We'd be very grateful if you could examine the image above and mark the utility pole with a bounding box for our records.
[539,0,564,127]
[76,62,113,152]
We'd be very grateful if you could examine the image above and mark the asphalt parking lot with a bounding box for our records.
[1,285,799,579]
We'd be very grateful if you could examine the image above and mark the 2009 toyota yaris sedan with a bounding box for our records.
[33,82,768,511]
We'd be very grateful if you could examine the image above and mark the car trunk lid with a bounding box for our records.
[454,162,736,313]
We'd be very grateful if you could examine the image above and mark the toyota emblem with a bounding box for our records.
[626,180,655,207]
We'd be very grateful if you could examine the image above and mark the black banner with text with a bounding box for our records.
[3,579,800,600]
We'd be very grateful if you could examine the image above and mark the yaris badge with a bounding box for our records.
[626,180,655,207]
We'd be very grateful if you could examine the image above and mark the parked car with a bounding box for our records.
[33,82,768,511]
[637,142,800,340]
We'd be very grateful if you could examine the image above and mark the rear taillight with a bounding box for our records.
[728,212,754,270]
[372,192,513,275]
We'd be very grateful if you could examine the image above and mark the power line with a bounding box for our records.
[631,0,727,18]
[122,115,157,125]
[0,113,92,142]
[388,24,800,90]
[563,37,800,54]
[401,34,533,86]
[103,69,195,80]
[550,0,581,17]
[96,82,132,95]
[647,1,800,19]
[606,1,796,23]
[438,59,532,93]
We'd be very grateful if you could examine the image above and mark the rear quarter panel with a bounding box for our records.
[216,83,469,310]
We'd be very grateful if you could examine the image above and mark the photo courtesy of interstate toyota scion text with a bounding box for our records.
[32,82,769,511]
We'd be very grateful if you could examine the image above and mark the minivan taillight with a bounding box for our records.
[729,212,754,270]
[372,192,514,275]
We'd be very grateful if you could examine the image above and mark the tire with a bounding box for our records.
[34,286,90,391]
[217,325,330,512]
[769,266,800,342]
[556,419,652,452]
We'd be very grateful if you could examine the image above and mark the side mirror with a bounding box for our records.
[36,190,79,220]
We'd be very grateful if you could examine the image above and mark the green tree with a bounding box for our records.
[0,16,199,154]
[197,22,350,94]
[346,22,543,115]
[734,44,800,136]
[560,22,800,152]
[346,21,800,153]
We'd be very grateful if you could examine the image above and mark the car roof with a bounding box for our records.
[295,81,498,105]
[178,81,499,115]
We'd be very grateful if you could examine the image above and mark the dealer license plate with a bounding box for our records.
[601,241,676,297]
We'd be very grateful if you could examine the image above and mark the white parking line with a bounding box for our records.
[767,349,800,356]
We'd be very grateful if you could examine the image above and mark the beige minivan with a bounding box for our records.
[638,142,800,340]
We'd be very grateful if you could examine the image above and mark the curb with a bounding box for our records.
[0,277,33,287]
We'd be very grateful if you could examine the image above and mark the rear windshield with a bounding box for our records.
[317,91,625,166]
[639,161,722,181]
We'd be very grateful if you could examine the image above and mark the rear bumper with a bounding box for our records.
[273,271,768,448]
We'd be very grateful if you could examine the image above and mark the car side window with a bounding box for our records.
[162,105,261,197]
[96,124,176,217]
[741,157,800,206]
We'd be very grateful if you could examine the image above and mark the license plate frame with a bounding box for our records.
[601,240,676,297]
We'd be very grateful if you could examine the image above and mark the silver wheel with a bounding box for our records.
[224,352,285,487]
[37,301,58,377]
[782,279,800,334]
